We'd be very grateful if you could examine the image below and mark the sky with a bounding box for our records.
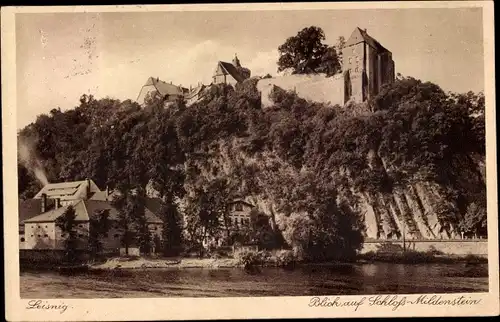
[16,8,484,129]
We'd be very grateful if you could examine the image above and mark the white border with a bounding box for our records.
[2,2,498,320]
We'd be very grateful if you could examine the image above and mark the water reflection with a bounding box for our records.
[20,262,488,298]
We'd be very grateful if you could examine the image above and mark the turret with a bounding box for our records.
[232,54,241,67]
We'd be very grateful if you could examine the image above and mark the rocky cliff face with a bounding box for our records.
[165,137,485,241]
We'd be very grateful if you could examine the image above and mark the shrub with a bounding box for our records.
[235,250,264,268]
[275,249,296,268]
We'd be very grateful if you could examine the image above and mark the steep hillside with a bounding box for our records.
[17,76,486,250]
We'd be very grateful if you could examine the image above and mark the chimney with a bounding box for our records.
[156,77,159,82]
[86,178,91,199]
[105,185,109,201]
[41,193,47,213]
[364,28,367,33]
[55,198,61,209]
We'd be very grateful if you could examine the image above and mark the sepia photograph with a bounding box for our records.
[2,2,498,320]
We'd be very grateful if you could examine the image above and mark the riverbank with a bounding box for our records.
[88,252,487,271]
[90,257,242,270]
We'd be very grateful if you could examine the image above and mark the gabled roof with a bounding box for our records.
[18,198,55,225]
[344,27,390,53]
[142,77,185,98]
[217,61,248,83]
[228,199,255,208]
[22,198,164,224]
[33,179,100,201]
[186,84,206,99]
[24,200,83,223]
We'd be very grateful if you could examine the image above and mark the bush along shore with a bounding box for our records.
[85,248,487,272]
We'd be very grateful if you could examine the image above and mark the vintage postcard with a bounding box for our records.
[2,1,499,321]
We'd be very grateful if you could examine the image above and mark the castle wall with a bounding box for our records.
[257,73,344,108]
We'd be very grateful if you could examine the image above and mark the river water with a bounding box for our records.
[20,263,488,298]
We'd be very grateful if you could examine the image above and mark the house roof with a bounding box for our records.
[24,200,82,223]
[143,77,185,98]
[22,198,163,224]
[228,199,255,208]
[18,198,55,225]
[186,84,206,99]
[217,61,248,83]
[33,179,101,200]
[344,27,390,53]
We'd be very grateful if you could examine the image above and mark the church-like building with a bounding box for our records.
[212,54,251,86]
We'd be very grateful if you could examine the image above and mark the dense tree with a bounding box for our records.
[277,26,340,75]
[55,206,78,262]
[160,201,183,256]
[88,209,111,259]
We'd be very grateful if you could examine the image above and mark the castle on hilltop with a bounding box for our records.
[258,27,395,107]
[136,27,395,108]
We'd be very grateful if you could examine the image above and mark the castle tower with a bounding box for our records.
[342,27,395,104]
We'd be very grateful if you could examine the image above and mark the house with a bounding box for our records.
[19,179,164,253]
[136,77,187,107]
[212,54,251,87]
[226,199,254,230]
[185,83,207,106]
[342,27,395,103]
[202,199,255,248]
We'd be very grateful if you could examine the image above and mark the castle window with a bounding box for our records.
[348,57,352,64]
[235,203,243,211]
[355,67,359,73]
[20,237,25,242]
[44,234,48,238]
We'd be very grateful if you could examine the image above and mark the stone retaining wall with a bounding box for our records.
[361,239,488,256]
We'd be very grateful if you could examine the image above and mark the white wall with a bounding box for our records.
[257,74,345,108]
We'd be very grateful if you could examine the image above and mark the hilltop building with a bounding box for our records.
[212,54,251,87]
[258,27,395,107]
[342,27,395,103]
[19,179,164,253]
[136,77,188,106]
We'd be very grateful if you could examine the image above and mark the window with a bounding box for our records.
[30,235,34,237]
[44,234,48,238]
[235,203,243,211]
[20,237,25,242]
[348,57,352,64]
[45,225,48,228]
[78,234,84,238]
[78,224,83,228]
[355,67,359,73]
[114,234,120,239]
[37,234,41,238]
[61,234,66,238]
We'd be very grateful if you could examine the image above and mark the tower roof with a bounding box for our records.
[232,54,241,67]
[344,27,390,52]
